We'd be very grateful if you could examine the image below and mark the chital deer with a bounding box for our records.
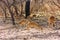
[48,16,56,28]
[19,19,30,27]
[19,19,43,31]
[26,21,43,31]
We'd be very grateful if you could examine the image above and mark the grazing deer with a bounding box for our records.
[48,16,56,28]
[19,19,44,31]
[19,19,30,27]
[26,21,43,31]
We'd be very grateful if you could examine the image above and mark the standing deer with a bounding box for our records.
[48,16,56,28]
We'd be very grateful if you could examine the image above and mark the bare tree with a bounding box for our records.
[0,2,7,22]
[13,0,19,16]
[20,0,23,15]
[53,0,60,8]
[0,0,15,25]
[19,0,26,17]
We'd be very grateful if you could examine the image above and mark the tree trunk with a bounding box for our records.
[2,7,7,22]
[21,3,23,15]
[9,8,15,25]
[25,0,30,18]
[14,6,19,16]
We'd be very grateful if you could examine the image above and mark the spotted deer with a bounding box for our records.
[19,19,44,31]
[48,16,56,28]
[26,21,43,31]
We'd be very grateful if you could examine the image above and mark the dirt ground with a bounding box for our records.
[0,18,60,40]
